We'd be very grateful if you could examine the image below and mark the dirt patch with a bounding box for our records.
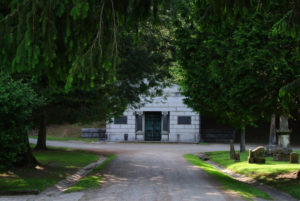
[197,153,210,161]
[275,169,300,180]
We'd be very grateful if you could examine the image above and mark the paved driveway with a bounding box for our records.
[1,141,265,201]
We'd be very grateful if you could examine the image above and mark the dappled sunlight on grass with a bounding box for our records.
[64,176,102,193]
[184,154,271,200]
[0,148,99,193]
[208,151,300,176]
[207,150,300,199]
[65,155,116,193]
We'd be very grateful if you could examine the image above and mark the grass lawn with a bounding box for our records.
[207,150,300,199]
[0,147,99,193]
[29,135,99,143]
[184,154,271,200]
[65,154,116,193]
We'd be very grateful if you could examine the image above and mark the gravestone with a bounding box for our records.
[273,115,292,161]
[230,140,236,160]
[273,148,291,161]
[235,152,240,162]
[290,152,299,164]
[248,146,266,164]
[265,114,277,156]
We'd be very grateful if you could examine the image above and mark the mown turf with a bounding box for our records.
[184,154,272,200]
[0,148,99,193]
[29,135,98,143]
[207,150,300,199]
[65,155,116,193]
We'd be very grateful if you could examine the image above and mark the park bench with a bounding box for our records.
[81,128,107,140]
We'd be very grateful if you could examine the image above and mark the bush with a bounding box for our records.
[0,74,43,169]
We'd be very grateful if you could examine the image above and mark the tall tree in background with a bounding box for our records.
[173,0,300,151]
[33,29,171,150]
[0,1,172,154]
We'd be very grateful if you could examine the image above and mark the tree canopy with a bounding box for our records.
[174,0,300,129]
[0,0,173,155]
[0,0,170,89]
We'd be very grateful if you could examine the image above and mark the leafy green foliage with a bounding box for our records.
[30,25,172,127]
[174,0,300,129]
[1,1,173,151]
[204,0,300,40]
[279,77,300,113]
[0,0,168,89]
[0,74,44,169]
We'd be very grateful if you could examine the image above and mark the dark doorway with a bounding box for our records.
[145,112,161,141]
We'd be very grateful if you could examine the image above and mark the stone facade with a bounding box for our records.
[106,85,200,143]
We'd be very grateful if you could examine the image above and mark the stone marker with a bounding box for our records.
[273,148,291,161]
[290,152,299,164]
[235,152,240,162]
[297,170,300,179]
[230,140,236,160]
[248,146,266,164]
[265,114,277,156]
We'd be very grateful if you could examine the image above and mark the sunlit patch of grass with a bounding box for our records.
[65,155,116,193]
[184,154,271,200]
[64,176,101,192]
[0,148,99,193]
[207,150,300,199]
[208,151,300,175]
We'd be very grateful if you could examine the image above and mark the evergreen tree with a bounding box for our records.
[173,0,300,149]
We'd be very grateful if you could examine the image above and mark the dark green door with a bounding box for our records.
[145,112,161,141]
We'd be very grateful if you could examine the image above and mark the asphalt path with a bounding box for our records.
[1,140,270,201]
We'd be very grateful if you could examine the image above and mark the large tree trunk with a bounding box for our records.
[18,137,38,168]
[240,128,246,152]
[35,113,47,150]
[269,114,276,145]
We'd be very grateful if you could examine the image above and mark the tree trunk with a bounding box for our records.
[35,113,47,150]
[269,114,276,145]
[240,128,246,152]
[18,137,38,168]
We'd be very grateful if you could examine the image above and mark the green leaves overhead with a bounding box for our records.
[0,0,166,90]
[174,0,300,128]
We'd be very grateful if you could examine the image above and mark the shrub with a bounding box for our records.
[0,74,43,169]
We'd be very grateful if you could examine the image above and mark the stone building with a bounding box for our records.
[106,85,200,142]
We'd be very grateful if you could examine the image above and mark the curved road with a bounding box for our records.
[1,141,262,201]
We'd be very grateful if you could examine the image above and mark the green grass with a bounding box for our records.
[65,155,116,193]
[207,150,300,199]
[29,135,98,143]
[0,148,99,193]
[184,154,271,200]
